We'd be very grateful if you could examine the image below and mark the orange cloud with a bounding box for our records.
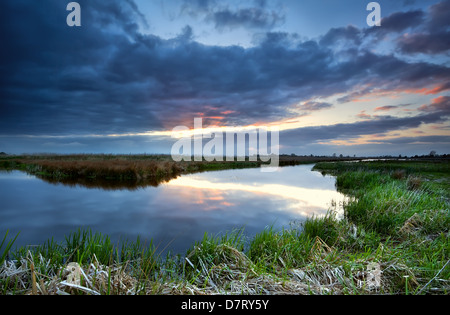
[374,105,398,111]
[418,95,450,112]
[424,85,449,95]
[403,84,449,95]
[206,116,225,120]
[356,110,372,119]
[221,110,236,115]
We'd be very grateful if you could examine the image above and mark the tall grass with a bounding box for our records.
[313,161,449,294]
[332,169,449,237]
[0,231,19,266]
[0,155,265,190]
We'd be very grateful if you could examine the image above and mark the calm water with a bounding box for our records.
[0,164,346,254]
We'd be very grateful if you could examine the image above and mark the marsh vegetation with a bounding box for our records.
[0,157,448,295]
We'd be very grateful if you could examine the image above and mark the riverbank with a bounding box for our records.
[1,159,449,295]
[0,154,360,189]
[0,154,259,189]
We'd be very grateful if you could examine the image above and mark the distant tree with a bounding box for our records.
[430,150,437,157]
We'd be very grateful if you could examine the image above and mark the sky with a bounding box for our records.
[0,0,449,156]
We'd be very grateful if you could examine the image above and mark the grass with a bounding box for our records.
[0,159,449,295]
[316,161,449,236]
[0,231,19,266]
[314,160,449,293]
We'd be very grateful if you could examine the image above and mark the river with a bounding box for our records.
[0,164,346,254]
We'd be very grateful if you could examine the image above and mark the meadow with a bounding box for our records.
[0,156,448,295]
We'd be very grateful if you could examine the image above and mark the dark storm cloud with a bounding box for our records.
[359,2,449,56]
[395,0,450,54]
[366,10,425,36]
[427,0,450,31]
[320,25,362,46]
[0,0,160,135]
[398,32,450,54]
[0,0,449,143]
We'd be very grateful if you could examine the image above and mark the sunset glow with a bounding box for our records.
[0,0,448,156]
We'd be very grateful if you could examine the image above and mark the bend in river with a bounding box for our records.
[0,164,347,254]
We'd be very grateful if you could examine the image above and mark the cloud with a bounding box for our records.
[320,25,362,47]
[181,0,285,30]
[358,2,449,56]
[378,10,425,32]
[374,104,412,112]
[365,135,450,145]
[299,101,333,112]
[0,0,449,160]
[281,102,449,145]
[395,0,450,54]
[427,0,450,31]
[210,7,285,30]
[356,111,372,119]
[375,106,401,112]
[180,0,216,15]
[418,96,450,113]
[365,10,425,38]
[397,32,450,54]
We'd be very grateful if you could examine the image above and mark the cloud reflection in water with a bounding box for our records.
[0,165,346,254]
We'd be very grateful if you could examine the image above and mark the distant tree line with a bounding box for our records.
[282,151,449,159]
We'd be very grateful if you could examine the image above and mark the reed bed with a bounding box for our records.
[0,154,265,189]
[7,159,182,181]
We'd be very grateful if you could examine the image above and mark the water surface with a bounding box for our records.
[0,164,346,254]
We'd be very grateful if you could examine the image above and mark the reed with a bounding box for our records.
[0,155,266,189]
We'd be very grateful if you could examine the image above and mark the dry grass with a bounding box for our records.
[18,159,182,180]
[1,155,267,189]
[0,238,419,295]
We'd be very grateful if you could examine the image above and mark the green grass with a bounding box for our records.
[313,160,449,292]
[0,231,20,266]
[1,159,449,295]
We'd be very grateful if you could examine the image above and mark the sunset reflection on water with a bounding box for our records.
[0,164,347,254]
[166,172,347,218]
